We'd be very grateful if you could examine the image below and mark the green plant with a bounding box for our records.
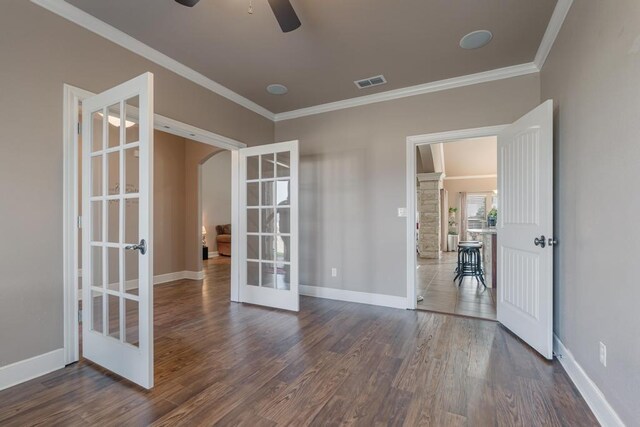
[488,208,498,219]
[448,207,458,214]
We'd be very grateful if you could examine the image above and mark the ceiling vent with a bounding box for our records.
[354,75,387,89]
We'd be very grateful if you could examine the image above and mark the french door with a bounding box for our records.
[238,141,299,311]
[81,73,154,388]
[497,100,554,360]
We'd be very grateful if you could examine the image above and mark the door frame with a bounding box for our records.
[62,83,246,365]
[405,125,508,309]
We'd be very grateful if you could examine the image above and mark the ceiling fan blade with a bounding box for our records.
[267,0,301,33]
[175,0,200,7]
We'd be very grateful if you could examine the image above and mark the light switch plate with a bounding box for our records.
[398,207,407,217]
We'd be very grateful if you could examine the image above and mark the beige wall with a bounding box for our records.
[275,74,540,296]
[540,0,640,423]
[443,177,497,234]
[184,142,220,272]
[154,132,187,275]
[0,1,272,367]
[443,178,497,206]
[202,152,232,252]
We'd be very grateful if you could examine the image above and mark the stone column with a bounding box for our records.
[417,173,444,259]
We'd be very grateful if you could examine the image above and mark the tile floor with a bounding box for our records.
[416,251,497,320]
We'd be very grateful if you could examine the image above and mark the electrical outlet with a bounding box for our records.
[599,342,607,367]
[398,207,407,217]
[331,268,337,277]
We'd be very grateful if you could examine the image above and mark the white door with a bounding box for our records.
[238,141,299,311]
[497,100,554,359]
[81,73,154,388]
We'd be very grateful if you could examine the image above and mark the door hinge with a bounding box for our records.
[77,122,81,135]
[77,216,82,229]
[78,309,82,323]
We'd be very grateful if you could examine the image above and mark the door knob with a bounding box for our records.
[534,235,546,248]
[125,239,147,255]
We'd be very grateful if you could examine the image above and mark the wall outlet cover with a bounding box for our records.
[398,207,407,217]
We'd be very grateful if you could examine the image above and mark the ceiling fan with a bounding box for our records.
[175,0,301,33]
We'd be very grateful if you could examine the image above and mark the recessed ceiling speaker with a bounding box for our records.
[266,84,288,95]
[459,30,493,49]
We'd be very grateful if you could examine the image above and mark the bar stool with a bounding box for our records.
[454,242,486,287]
[454,241,480,279]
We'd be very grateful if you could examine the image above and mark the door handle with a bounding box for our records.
[125,239,147,255]
[534,235,546,248]
[548,237,558,246]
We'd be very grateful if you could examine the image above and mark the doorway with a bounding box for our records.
[406,100,555,360]
[62,80,245,385]
[63,76,301,388]
[413,136,498,320]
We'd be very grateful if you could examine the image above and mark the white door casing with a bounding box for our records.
[238,141,299,311]
[497,99,554,360]
[81,73,154,388]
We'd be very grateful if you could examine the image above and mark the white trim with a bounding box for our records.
[300,285,408,310]
[154,270,203,284]
[416,172,444,182]
[406,125,508,309]
[554,335,625,427]
[31,0,274,121]
[206,251,220,258]
[274,63,539,121]
[230,150,240,302]
[78,270,206,300]
[444,174,497,181]
[62,84,80,365]
[0,349,65,392]
[407,125,509,145]
[183,270,205,281]
[534,0,575,70]
[431,143,445,175]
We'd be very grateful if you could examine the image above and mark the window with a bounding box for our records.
[467,193,488,230]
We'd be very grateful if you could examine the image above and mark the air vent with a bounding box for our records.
[354,75,387,89]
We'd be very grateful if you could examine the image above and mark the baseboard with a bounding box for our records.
[148,270,205,285]
[182,270,205,281]
[207,251,220,258]
[554,335,625,427]
[78,270,206,299]
[299,285,408,309]
[0,349,65,392]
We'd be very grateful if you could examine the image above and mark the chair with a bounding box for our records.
[454,241,486,287]
[215,224,232,257]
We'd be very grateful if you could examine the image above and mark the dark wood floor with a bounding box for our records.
[0,257,597,426]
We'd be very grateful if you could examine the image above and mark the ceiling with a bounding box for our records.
[443,137,497,177]
[65,0,557,113]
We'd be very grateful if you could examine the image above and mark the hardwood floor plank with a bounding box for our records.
[0,258,598,426]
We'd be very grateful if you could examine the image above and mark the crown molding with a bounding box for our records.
[274,63,539,121]
[534,0,574,70]
[444,174,497,181]
[33,0,573,124]
[30,0,275,121]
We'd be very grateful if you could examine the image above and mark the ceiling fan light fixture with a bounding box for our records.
[266,84,288,95]
[174,0,201,7]
[459,30,493,49]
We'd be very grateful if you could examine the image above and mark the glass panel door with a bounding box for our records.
[81,73,154,388]
[239,141,298,311]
